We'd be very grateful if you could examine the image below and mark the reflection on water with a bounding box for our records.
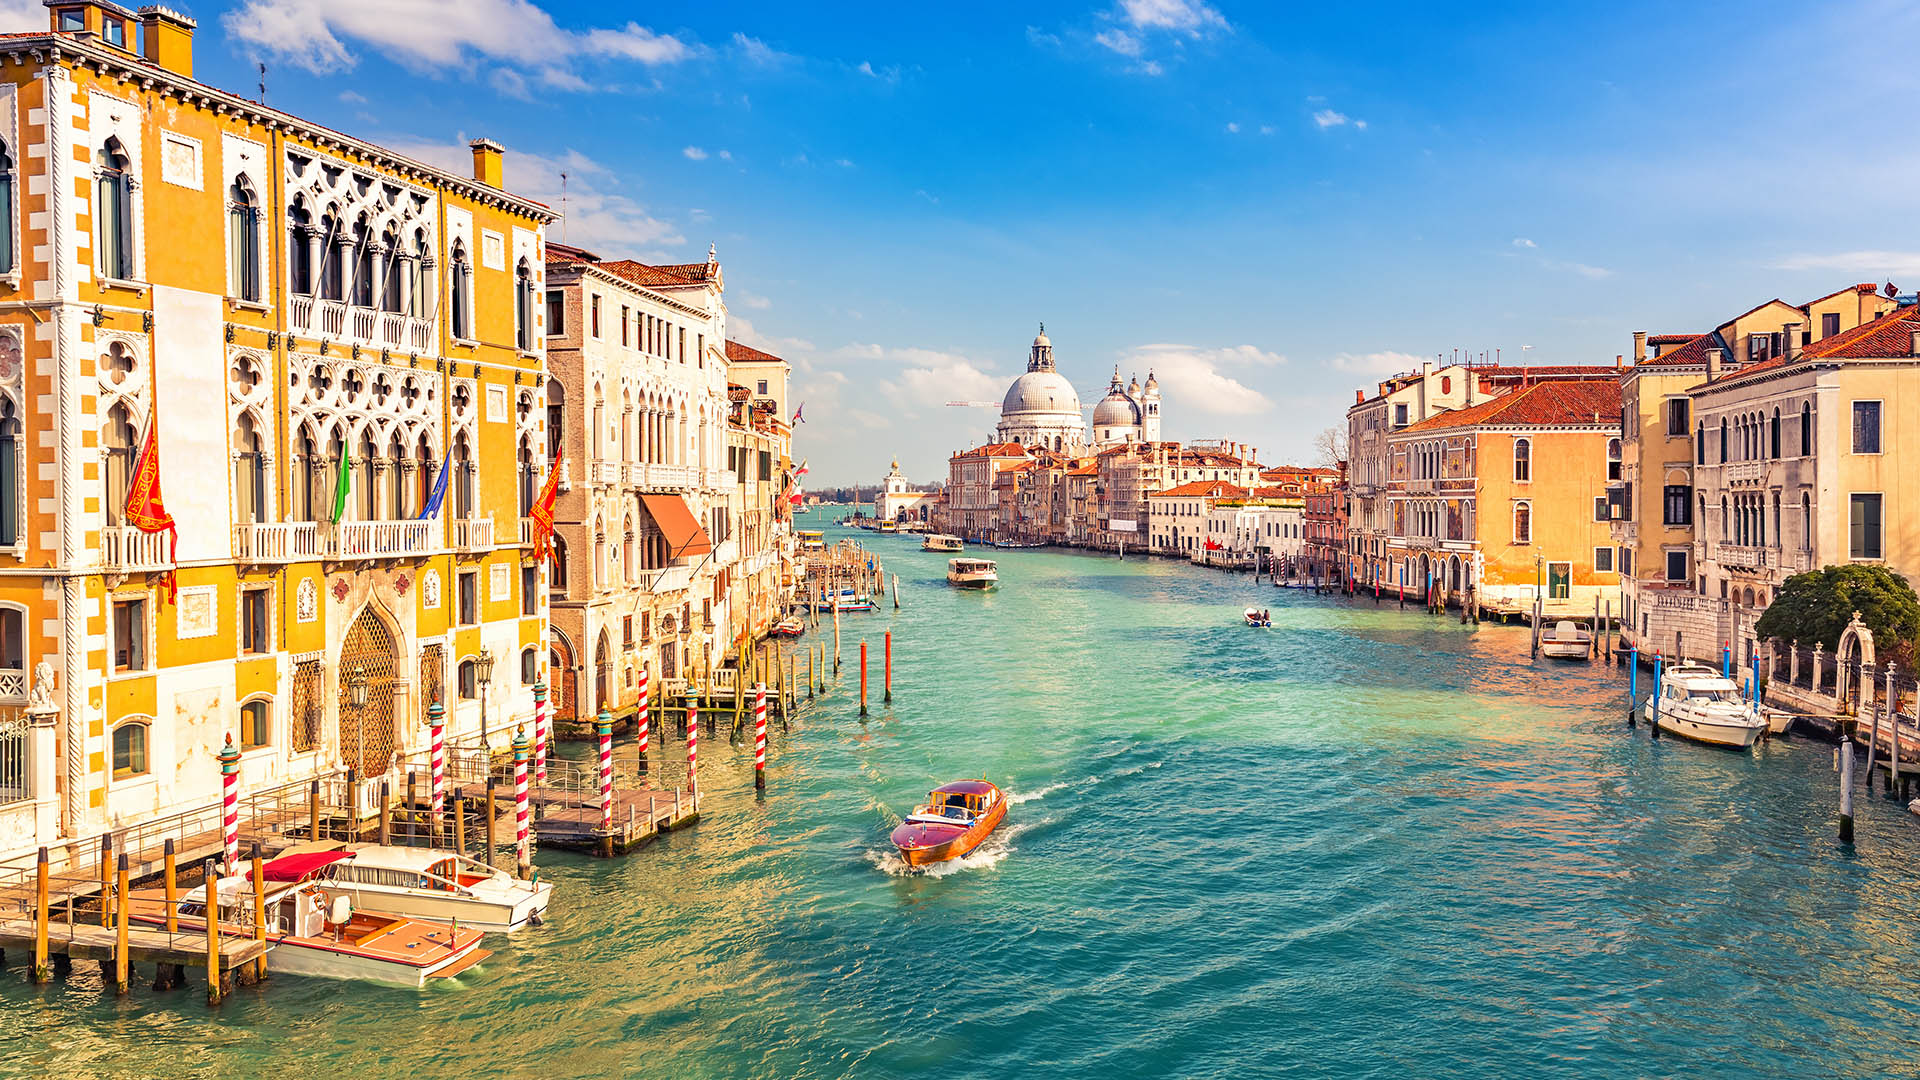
[5,509,1919,1079]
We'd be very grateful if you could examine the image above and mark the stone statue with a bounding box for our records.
[28,660,54,711]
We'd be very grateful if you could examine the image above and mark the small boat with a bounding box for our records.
[1243,607,1271,628]
[922,534,964,553]
[815,589,876,612]
[277,846,553,933]
[771,617,805,637]
[1761,706,1796,737]
[889,780,1008,867]
[1639,662,1766,748]
[796,529,826,551]
[947,558,998,589]
[989,539,1046,549]
[130,876,490,988]
[878,521,899,533]
[1540,620,1593,660]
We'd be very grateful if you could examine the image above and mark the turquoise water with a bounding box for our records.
[6,507,1920,1079]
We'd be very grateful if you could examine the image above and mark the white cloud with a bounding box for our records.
[1259,124,1275,135]
[490,68,531,99]
[835,158,856,168]
[1119,344,1283,416]
[1118,0,1227,33]
[0,0,37,31]
[338,89,369,104]
[1774,250,1920,280]
[737,291,772,311]
[1355,119,1368,131]
[1558,261,1612,279]
[221,0,692,94]
[1137,60,1164,76]
[884,350,1007,409]
[1094,29,1142,56]
[1329,350,1426,376]
[1512,237,1537,249]
[377,137,682,253]
[1313,109,1351,129]
[1224,121,1240,134]
[718,150,733,161]
[731,33,787,66]
[683,146,709,161]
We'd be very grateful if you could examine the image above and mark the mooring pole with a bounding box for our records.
[1840,738,1857,845]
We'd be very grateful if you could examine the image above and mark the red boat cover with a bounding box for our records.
[933,780,996,796]
[261,850,352,882]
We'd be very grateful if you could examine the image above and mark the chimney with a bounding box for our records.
[1784,321,1803,360]
[469,138,506,188]
[1355,389,1364,404]
[1615,353,1623,370]
[1632,330,1647,364]
[136,7,195,76]
[1706,347,1723,382]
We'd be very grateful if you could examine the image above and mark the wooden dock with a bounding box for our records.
[0,917,269,974]
[526,786,699,855]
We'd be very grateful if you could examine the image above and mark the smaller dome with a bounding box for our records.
[1092,368,1141,428]
[1127,375,1141,396]
[1033,330,1050,349]
[1143,370,1159,393]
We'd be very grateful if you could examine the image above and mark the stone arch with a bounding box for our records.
[337,600,403,777]
[1837,611,1875,709]
[548,627,577,725]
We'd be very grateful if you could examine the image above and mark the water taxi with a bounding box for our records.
[947,558,998,589]
[277,845,552,933]
[889,780,1007,867]
[1639,662,1766,748]
[923,534,964,553]
[1243,607,1271,628]
[130,872,490,987]
[1539,620,1593,660]
[796,529,826,551]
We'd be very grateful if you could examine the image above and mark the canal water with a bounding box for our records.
[5,509,1920,1079]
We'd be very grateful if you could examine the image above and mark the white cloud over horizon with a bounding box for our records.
[1116,343,1282,416]
[1774,250,1920,280]
[1328,350,1426,377]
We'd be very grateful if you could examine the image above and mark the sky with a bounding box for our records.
[12,0,1920,485]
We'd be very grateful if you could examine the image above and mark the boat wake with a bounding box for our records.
[867,824,1025,878]
[1006,781,1070,805]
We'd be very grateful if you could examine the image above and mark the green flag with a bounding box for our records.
[331,448,352,524]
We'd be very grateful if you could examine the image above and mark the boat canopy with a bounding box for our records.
[261,850,353,882]
[933,780,997,795]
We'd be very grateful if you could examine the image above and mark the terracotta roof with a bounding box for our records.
[1711,305,1920,388]
[1647,334,1696,346]
[1398,378,1621,432]
[655,262,720,283]
[1800,282,1882,307]
[1152,480,1247,499]
[1638,332,1718,368]
[1247,486,1304,499]
[1715,298,1794,330]
[1066,464,1098,476]
[955,442,1029,459]
[725,339,785,366]
[1476,364,1622,381]
[599,260,709,288]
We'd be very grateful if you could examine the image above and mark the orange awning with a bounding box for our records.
[640,493,713,559]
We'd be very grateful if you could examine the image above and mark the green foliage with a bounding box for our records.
[1755,565,1920,664]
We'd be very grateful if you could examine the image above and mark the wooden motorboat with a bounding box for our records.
[1243,607,1271,628]
[890,780,1007,867]
[922,534,964,553]
[1540,620,1593,660]
[1639,662,1766,748]
[277,845,552,933]
[771,617,805,637]
[129,876,490,988]
[946,558,998,589]
[814,589,876,612]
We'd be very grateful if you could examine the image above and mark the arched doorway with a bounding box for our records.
[549,631,577,726]
[338,605,400,777]
[1448,555,1462,593]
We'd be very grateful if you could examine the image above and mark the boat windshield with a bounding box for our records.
[1688,688,1742,703]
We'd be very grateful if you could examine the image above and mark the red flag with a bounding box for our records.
[530,447,564,562]
[123,419,179,604]
[1204,537,1222,551]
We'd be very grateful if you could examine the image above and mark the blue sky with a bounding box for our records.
[17,0,1920,484]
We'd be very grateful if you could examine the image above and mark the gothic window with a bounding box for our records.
[291,425,317,521]
[515,258,534,351]
[103,403,136,526]
[1606,437,1621,481]
[546,378,564,459]
[623,513,636,582]
[234,411,266,524]
[96,138,134,280]
[229,179,261,301]
[449,240,473,340]
[0,140,15,275]
[453,431,474,518]
[1512,438,1530,482]
[551,535,569,597]
[387,432,407,519]
[356,428,377,520]
[0,398,14,545]
[288,201,313,295]
[349,217,374,307]
[1801,402,1812,457]
[518,436,536,516]
[319,210,343,300]
[409,228,431,318]
[1770,408,1781,460]
[414,433,435,515]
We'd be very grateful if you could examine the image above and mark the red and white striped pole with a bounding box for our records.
[428,699,446,835]
[532,679,550,786]
[218,735,241,876]
[753,682,768,791]
[634,665,650,774]
[512,727,531,879]
[686,698,699,798]
[596,707,614,832]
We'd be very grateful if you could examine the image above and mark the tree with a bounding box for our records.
[1313,425,1348,469]
[1753,565,1920,666]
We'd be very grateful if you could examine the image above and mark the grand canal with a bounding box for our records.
[5,512,1920,1078]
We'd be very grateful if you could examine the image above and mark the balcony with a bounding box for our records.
[289,294,434,352]
[519,518,535,546]
[637,563,694,593]
[449,516,494,551]
[590,461,621,486]
[1724,461,1767,485]
[101,525,172,572]
[332,520,437,559]
[233,522,321,562]
[634,463,698,491]
[1709,543,1770,569]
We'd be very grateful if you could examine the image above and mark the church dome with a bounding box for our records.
[1092,368,1140,427]
[1002,369,1080,416]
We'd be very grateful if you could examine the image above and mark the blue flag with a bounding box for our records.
[417,448,452,520]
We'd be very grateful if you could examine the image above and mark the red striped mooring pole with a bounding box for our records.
[512,727,531,879]
[686,698,699,796]
[635,664,650,773]
[596,707,614,832]
[753,682,768,791]
[428,699,446,832]
[533,679,550,785]
[219,735,241,876]
[860,640,869,717]
[884,632,892,704]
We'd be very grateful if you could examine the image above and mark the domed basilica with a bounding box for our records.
[995,326,1161,453]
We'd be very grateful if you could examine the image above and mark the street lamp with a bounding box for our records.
[347,664,368,782]
[477,647,496,746]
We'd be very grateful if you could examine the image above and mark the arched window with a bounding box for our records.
[356,427,377,521]
[623,513,635,582]
[288,201,313,295]
[546,378,564,459]
[550,535,569,597]
[1721,496,1730,541]
[291,425,316,521]
[1513,438,1530,482]
[1606,437,1622,481]
[240,698,271,751]
[96,138,134,280]
[111,717,149,779]
[515,258,535,350]
[518,437,536,516]
[1800,402,1812,456]
[1772,490,1782,547]
[1801,492,1812,550]
[228,179,261,301]
[593,524,606,589]
[414,433,435,517]
[380,227,402,313]
[1512,501,1531,544]
[1696,422,1705,466]
[1719,417,1728,462]
[457,659,477,699]
[349,216,373,307]
[0,140,15,275]
[520,646,538,685]
[409,228,431,317]
[0,397,17,547]
[1770,408,1781,459]
[234,411,266,524]
[453,431,473,518]
[387,431,407,519]
[103,403,137,525]
[449,240,472,340]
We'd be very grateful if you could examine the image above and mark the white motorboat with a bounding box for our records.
[1243,607,1272,628]
[131,873,490,988]
[922,534,964,553]
[947,557,998,589]
[1639,662,1767,748]
[1761,707,1795,737]
[279,845,553,933]
[1540,620,1593,660]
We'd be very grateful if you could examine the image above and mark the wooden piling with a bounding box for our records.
[892,573,901,609]
[250,842,268,981]
[98,833,113,927]
[1840,738,1856,844]
[114,854,130,995]
[807,645,815,701]
[453,795,467,857]
[378,780,392,846]
[407,771,420,844]
[164,839,179,934]
[860,640,869,717]
[204,861,223,1005]
[484,782,498,870]
[32,847,49,983]
[833,603,842,673]
[884,632,893,704]
[309,779,322,841]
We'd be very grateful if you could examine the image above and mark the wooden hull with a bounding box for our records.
[892,798,1007,867]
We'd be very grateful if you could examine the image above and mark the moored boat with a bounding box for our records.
[889,780,1007,867]
[1243,607,1271,628]
[772,616,805,637]
[922,533,964,553]
[1639,662,1767,748]
[1540,620,1593,660]
[278,845,552,933]
[947,558,998,589]
[815,589,876,612]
